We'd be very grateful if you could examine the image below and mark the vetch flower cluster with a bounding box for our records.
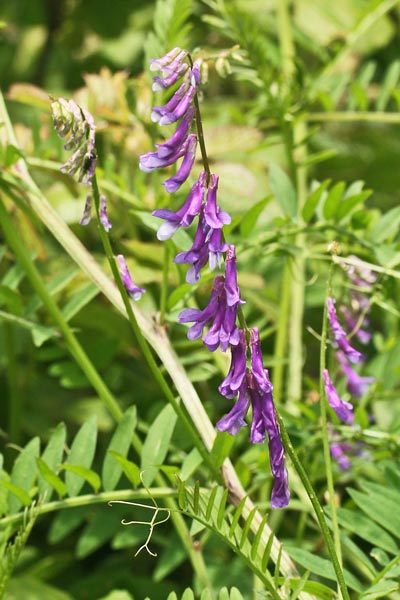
[51,97,111,231]
[51,97,145,301]
[140,48,289,508]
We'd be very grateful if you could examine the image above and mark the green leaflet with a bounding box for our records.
[141,404,177,486]
[102,405,137,492]
[9,437,40,514]
[64,415,97,497]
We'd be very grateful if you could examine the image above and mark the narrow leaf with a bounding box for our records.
[302,180,331,223]
[38,422,66,501]
[0,481,31,508]
[209,431,235,470]
[60,464,101,493]
[107,451,141,487]
[348,487,400,537]
[65,415,97,497]
[141,404,177,486]
[322,181,345,220]
[36,458,67,499]
[102,406,137,491]
[370,206,400,244]
[205,486,219,521]
[269,162,297,218]
[9,437,40,513]
[216,488,229,529]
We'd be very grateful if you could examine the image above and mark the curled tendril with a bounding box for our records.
[108,471,171,557]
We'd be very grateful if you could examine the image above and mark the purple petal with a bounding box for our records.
[250,328,273,393]
[116,254,146,301]
[323,369,354,424]
[79,194,92,226]
[224,245,243,306]
[204,174,231,229]
[155,106,195,158]
[327,298,363,363]
[163,134,197,193]
[218,329,248,398]
[216,378,250,436]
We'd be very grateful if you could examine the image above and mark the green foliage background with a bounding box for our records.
[0,1,400,599]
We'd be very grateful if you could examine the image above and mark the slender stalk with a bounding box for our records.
[272,261,291,402]
[276,410,351,600]
[319,266,343,575]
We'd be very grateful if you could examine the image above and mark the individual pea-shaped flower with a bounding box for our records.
[163,134,198,193]
[327,298,363,363]
[178,275,240,352]
[203,174,231,230]
[323,368,354,424]
[340,306,371,345]
[218,329,247,398]
[217,376,250,436]
[117,255,146,301]
[336,351,374,398]
[152,171,206,240]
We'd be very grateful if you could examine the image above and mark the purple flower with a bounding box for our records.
[152,62,189,91]
[150,47,187,72]
[330,441,352,471]
[116,255,146,301]
[155,106,195,159]
[178,275,224,340]
[250,327,273,393]
[178,275,240,352]
[217,377,250,436]
[327,298,363,363]
[336,351,374,398]
[174,213,210,283]
[208,228,228,271]
[224,245,243,307]
[323,369,354,424]
[203,174,231,229]
[163,134,198,193]
[152,171,206,240]
[340,306,371,345]
[218,329,247,398]
[151,81,190,124]
[99,194,112,232]
[139,142,187,173]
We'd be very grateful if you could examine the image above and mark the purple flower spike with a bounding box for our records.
[323,369,354,424]
[99,194,112,232]
[116,254,146,301]
[155,106,195,159]
[204,174,231,229]
[327,298,363,363]
[225,245,244,307]
[218,330,248,398]
[79,194,92,226]
[159,85,197,126]
[203,302,240,352]
[217,377,250,435]
[163,134,197,193]
[153,171,206,240]
[336,351,374,398]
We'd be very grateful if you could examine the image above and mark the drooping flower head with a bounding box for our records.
[51,96,111,231]
[336,351,374,398]
[116,255,146,301]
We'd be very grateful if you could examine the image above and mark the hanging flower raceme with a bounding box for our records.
[139,49,201,193]
[217,328,290,509]
[51,97,111,231]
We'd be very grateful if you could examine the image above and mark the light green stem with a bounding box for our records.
[3,322,21,445]
[306,111,400,124]
[272,261,291,402]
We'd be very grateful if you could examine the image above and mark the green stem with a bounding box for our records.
[276,410,351,600]
[306,111,400,125]
[320,265,343,574]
